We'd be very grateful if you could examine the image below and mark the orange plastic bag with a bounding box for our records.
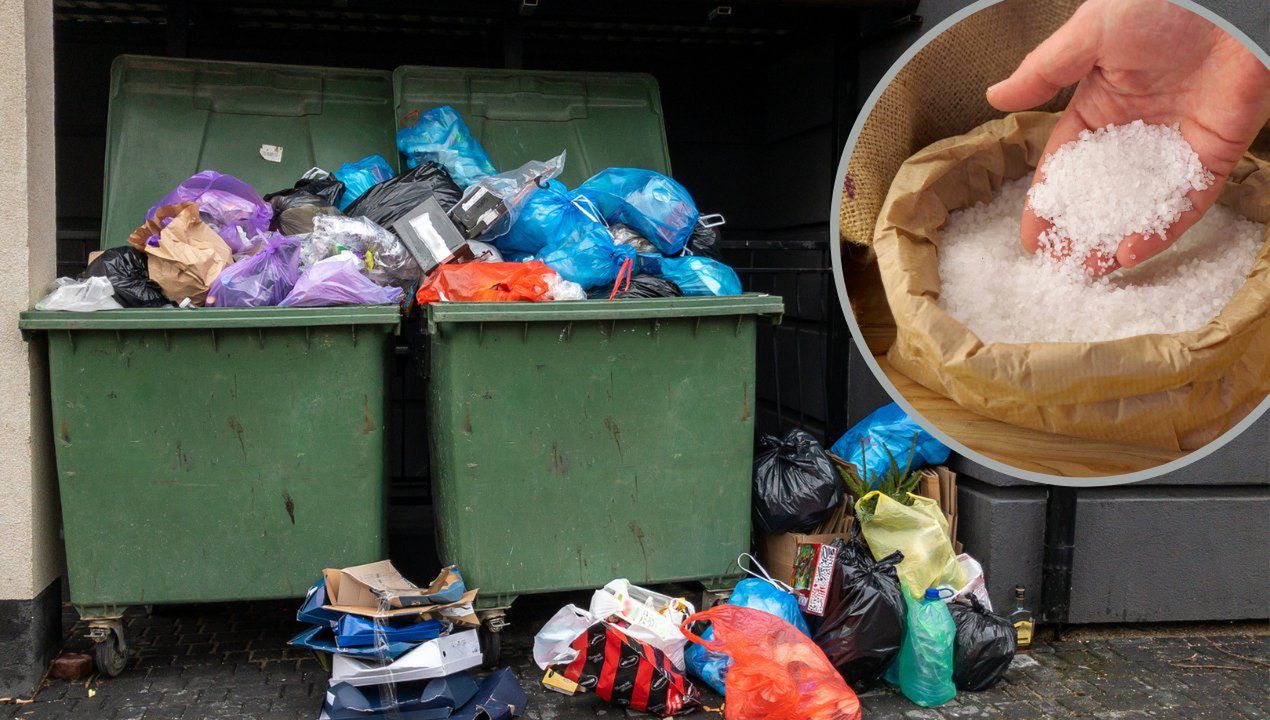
[416,260,557,304]
[681,605,862,720]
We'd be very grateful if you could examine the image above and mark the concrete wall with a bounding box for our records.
[0,0,63,695]
[0,0,60,601]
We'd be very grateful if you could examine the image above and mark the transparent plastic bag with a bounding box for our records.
[205,233,302,307]
[148,170,272,254]
[681,604,861,720]
[35,277,123,312]
[452,151,566,241]
[305,215,421,287]
[578,168,699,255]
[397,105,496,188]
[279,252,404,307]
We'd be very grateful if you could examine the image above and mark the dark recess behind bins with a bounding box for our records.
[52,0,917,578]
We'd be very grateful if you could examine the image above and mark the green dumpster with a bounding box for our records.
[19,56,401,676]
[396,67,785,654]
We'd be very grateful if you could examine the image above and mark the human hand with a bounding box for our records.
[986,0,1270,275]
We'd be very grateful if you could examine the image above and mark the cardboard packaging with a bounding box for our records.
[322,561,478,625]
[760,499,855,590]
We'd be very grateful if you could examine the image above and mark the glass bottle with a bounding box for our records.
[1009,584,1034,652]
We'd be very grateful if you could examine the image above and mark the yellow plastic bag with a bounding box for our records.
[856,491,966,599]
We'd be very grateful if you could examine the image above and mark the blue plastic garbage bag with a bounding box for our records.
[333,154,396,211]
[297,581,343,627]
[496,181,597,256]
[397,106,497,188]
[684,577,810,696]
[288,625,416,662]
[335,615,446,648]
[830,403,950,479]
[537,233,635,291]
[654,256,741,296]
[320,674,480,720]
[578,169,699,255]
[451,669,527,720]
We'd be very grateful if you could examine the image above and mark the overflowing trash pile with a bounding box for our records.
[511,402,1021,718]
[38,105,742,312]
[288,560,527,720]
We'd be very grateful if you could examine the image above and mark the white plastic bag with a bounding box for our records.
[945,554,992,611]
[545,274,586,301]
[35,277,123,312]
[532,604,596,669]
[588,579,695,670]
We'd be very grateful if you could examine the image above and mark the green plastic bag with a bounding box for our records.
[888,588,957,707]
[856,491,966,599]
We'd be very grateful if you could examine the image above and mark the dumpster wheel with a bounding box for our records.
[479,612,508,668]
[90,622,128,678]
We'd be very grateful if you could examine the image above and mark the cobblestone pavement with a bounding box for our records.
[1,595,1265,720]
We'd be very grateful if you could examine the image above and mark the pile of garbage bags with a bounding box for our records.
[39,105,745,313]
[290,560,527,720]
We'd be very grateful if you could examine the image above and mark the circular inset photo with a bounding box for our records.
[832,0,1270,481]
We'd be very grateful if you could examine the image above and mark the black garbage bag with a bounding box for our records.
[589,274,683,299]
[264,176,346,218]
[682,219,722,260]
[345,161,463,229]
[949,595,1016,691]
[752,429,843,534]
[81,246,169,308]
[278,205,339,236]
[810,532,907,691]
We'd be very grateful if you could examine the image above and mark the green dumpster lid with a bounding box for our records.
[393,66,672,188]
[100,55,398,250]
[19,306,402,332]
[424,293,784,333]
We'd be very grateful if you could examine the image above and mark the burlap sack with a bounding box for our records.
[840,0,1081,245]
[875,111,1270,451]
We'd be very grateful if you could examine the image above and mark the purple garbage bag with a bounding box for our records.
[148,171,272,254]
[205,233,302,307]
[279,252,404,307]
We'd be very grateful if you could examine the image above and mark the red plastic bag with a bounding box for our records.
[415,260,557,304]
[681,605,862,720]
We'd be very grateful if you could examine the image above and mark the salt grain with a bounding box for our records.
[1028,121,1214,274]
[938,177,1263,343]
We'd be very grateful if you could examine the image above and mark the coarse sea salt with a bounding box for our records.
[1028,121,1214,274]
[938,177,1263,344]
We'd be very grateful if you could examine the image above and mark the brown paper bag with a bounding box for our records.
[127,203,233,305]
[873,111,1270,451]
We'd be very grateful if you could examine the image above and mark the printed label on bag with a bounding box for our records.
[259,144,284,162]
[794,542,838,616]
